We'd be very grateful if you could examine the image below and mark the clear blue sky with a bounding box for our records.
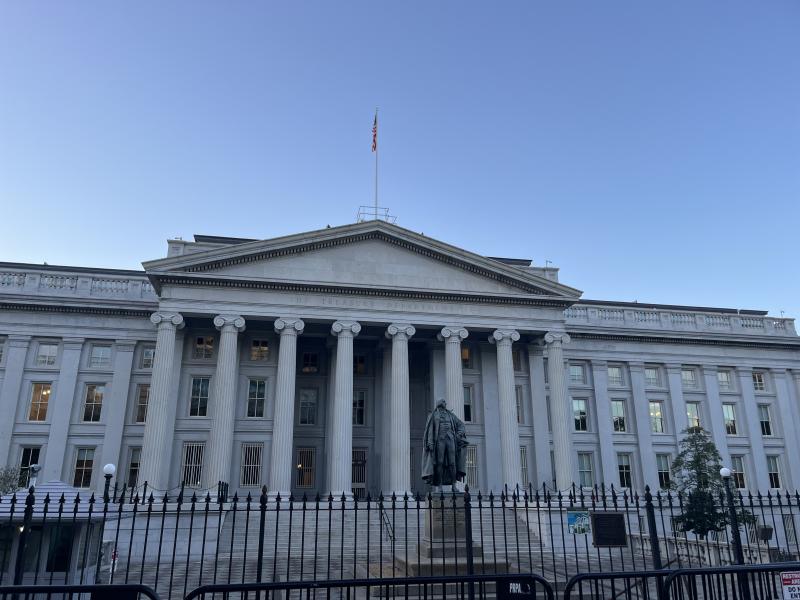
[1,2,798,317]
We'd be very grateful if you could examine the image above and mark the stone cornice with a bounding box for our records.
[0,301,153,318]
[568,331,800,351]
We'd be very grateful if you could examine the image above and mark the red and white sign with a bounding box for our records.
[781,572,800,600]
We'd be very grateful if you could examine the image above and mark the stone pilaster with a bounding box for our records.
[0,335,31,465]
[139,313,184,491]
[772,369,800,488]
[628,362,658,487]
[545,331,572,491]
[98,340,137,487]
[206,314,246,488]
[386,323,415,495]
[438,327,468,421]
[268,317,305,496]
[665,364,687,443]
[702,366,731,466]
[329,321,361,496]
[490,329,521,491]
[590,360,617,487]
[737,367,770,490]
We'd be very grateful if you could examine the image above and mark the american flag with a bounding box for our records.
[371,113,377,152]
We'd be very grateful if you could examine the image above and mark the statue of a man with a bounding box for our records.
[421,398,469,492]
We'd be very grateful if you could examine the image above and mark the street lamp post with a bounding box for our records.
[103,464,116,504]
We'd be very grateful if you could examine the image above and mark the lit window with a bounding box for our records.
[250,340,269,361]
[722,404,737,435]
[35,343,58,366]
[29,383,51,421]
[127,447,141,488]
[19,447,41,488]
[512,349,522,372]
[717,370,733,391]
[240,443,263,487]
[82,384,105,422]
[182,443,205,487]
[515,386,524,424]
[644,367,660,387]
[752,371,767,392]
[193,337,214,359]
[607,366,624,387]
[759,405,773,436]
[89,345,111,368]
[301,352,319,373]
[569,364,585,384]
[190,377,209,417]
[612,399,626,432]
[135,384,150,423]
[353,354,366,375]
[352,389,366,425]
[140,347,155,369]
[520,446,529,487]
[686,402,701,428]
[578,452,594,488]
[617,453,633,488]
[681,368,698,389]
[767,456,781,489]
[731,456,747,489]
[461,346,473,369]
[299,388,317,425]
[649,401,664,433]
[247,379,266,418]
[656,454,671,489]
[463,386,473,423]
[73,448,95,488]
[296,447,315,488]
[573,398,588,431]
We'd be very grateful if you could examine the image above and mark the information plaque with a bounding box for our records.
[590,512,627,547]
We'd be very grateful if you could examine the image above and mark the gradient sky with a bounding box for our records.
[1,2,798,317]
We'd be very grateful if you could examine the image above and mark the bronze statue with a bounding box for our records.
[421,398,468,491]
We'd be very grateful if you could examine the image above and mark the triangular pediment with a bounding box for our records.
[144,221,582,300]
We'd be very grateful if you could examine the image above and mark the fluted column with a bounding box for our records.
[328,321,361,496]
[439,327,469,421]
[386,323,416,495]
[206,314,246,488]
[490,329,521,491]
[269,317,305,496]
[0,335,31,466]
[545,331,572,491]
[139,312,184,491]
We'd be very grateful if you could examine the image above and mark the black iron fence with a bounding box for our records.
[2,482,800,599]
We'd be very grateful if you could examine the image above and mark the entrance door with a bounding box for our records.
[352,448,367,499]
[295,447,316,494]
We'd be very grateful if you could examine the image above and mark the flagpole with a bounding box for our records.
[374,108,379,219]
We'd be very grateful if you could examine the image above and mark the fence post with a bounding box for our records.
[645,485,663,570]
[463,486,475,600]
[13,487,35,586]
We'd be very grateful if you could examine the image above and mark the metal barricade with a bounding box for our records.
[0,583,162,600]
[564,570,670,600]
[664,562,800,600]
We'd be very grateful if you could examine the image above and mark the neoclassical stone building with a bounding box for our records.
[0,220,798,497]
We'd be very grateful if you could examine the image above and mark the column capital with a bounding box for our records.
[590,359,608,369]
[701,365,719,375]
[214,314,246,332]
[628,361,645,372]
[489,329,520,345]
[386,323,416,339]
[62,337,86,350]
[791,370,800,382]
[665,363,683,374]
[274,317,305,336]
[150,312,185,329]
[438,326,468,342]
[331,320,361,337]
[543,331,570,345]
[114,340,138,353]
[5,334,32,348]
[771,368,788,377]
[735,366,754,376]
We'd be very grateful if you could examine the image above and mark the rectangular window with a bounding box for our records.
[752,371,767,392]
[656,454,671,489]
[767,456,781,489]
[190,377,209,417]
[784,514,797,547]
[512,349,522,372]
[681,368,698,389]
[247,379,266,418]
[731,456,747,489]
[134,384,150,423]
[353,354,366,375]
[611,399,626,432]
[461,346,473,369]
[240,443,263,487]
[73,448,94,488]
[649,401,664,433]
[29,382,51,421]
[193,337,214,359]
[644,367,660,387]
[569,364,586,384]
[89,345,111,368]
[465,445,478,489]
[617,453,633,488]
[515,385,524,424]
[250,339,269,361]
[686,402,701,428]
[717,370,733,391]
[759,405,773,436]
[127,447,141,488]
[296,447,315,488]
[19,447,41,488]
[573,398,588,431]
[35,343,58,366]
[299,388,317,425]
[607,366,624,387]
[463,385,473,423]
[352,389,366,425]
[722,404,737,435]
[578,452,594,488]
[352,448,367,499]
[301,352,319,373]
[182,443,205,487]
[82,384,105,422]
[140,346,155,369]
[520,446,529,488]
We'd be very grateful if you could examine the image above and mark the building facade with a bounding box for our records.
[0,221,798,498]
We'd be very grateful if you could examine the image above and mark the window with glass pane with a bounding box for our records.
[461,346,472,369]
[73,448,94,488]
[607,366,624,387]
[134,384,149,423]
[182,443,204,487]
[82,384,104,422]
[296,447,315,488]
[240,443,263,487]
[649,401,664,433]
[573,399,588,431]
[644,367,660,387]
[656,454,671,489]
[722,404,737,435]
[250,340,269,361]
[127,447,141,488]
[617,453,633,488]
[686,402,701,428]
[578,452,594,488]
[193,337,214,359]
[141,346,155,369]
[89,345,111,368]
[35,343,58,366]
[519,446,529,487]
[569,364,585,384]
[301,352,319,373]
[247,379,266,418]
[758,405,772,436]
[45,524,73,572]
[717,370,733,391]
[465,445,478,489]
[731,456,747,489]
[463,386,473,423]
[784,515,798,546]
[352,389,366,425]
[611,399,626,432]
[18,447,40,487]
[29,382,51,421]
[299,388,317,425]
[681,368,697,389]
[353,354,366,375]
[515,386,524,424]
[190,378,209,417]
[752,371,767,392]
[767,456,781,488]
